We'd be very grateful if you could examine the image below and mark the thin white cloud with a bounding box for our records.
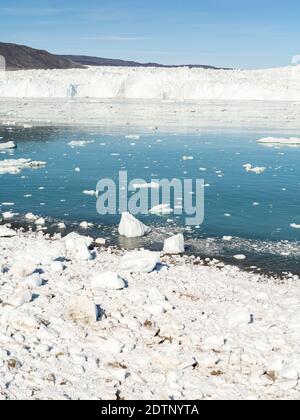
[82,36,150,42]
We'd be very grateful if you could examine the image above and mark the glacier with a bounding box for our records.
[0,65,300,100]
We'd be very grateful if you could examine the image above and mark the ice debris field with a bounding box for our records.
[1,225,300,400]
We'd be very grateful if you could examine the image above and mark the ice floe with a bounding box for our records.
[258,137,300,145]
[0,158,46,175]
[150,204,173,215]
[0,141,16,150]
[243,164,266,174]
[68,140,94,148]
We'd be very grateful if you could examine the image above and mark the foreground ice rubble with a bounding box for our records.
[1,227,300,400]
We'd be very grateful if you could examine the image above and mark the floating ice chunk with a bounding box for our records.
[125,135,140,140]
[75,167,81,172]
[258,137,300,145]
[35,217,45,226]
[95,237,106,245]
[223,236,233,241]
[91,271,126,290]
[2,211,17,220]
[118,212,150,238]
[25,213,38,221]
[68,140,94,147]
[57,222,66,230]
[82,190,97,196]
[243,164,266,174]
[0,141,16,150]
[150,204,173,215]
[79,221,94,229]
[65,295,98,324]
[132,182,160,189]
[290,223,300,229]
[0,158,46,175]
[0,225,16,237]
[163,234,185,255]
[234,254,246,260]
[120,250,160,273]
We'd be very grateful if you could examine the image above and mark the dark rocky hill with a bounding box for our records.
[0,42,83,70]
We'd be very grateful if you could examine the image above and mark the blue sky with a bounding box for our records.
[0,0,299,68]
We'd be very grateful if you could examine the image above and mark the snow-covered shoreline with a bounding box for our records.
[0,66,300,100]
[1,225,300,400]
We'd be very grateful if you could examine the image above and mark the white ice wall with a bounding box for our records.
[0,65,300,100]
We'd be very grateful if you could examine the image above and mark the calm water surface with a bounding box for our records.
[1,126,300,275]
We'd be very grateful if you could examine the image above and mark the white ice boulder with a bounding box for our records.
[118,212,150,238]
[65,295,98,324]
[0,225,16,237]
[8,290,33,308]
[25,213,38,221]
[64,232,93,261]
[11,258,37,278]
[99,338,124,355]
[120,250,160,273]
[5,312,40,332]
[91,271,126,291]
[95,237,106,245]
[163,234,185,255]
[21,273,43,289]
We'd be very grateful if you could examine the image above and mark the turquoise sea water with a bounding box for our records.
[1,126,300,275]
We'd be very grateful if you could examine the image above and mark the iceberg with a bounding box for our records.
[118,212,150,238]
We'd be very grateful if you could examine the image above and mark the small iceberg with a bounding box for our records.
[243,164,266,174]
[68,140,94,148]
[163,234,185,255]
[258,137,300,145]
[0,159,46,175]
[0,141,16,150]
[150,204,173,215]
[118,212,150,238]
